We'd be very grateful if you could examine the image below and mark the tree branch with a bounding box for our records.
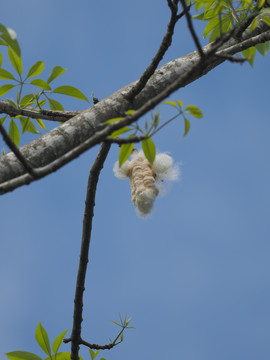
[69,142,111,360]
[0,21,269,186]
[63,337,114,351]
[0,100,81,122]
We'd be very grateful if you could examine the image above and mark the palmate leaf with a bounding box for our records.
[35,321,51,356]
[0,68,16,80]
[0,83,15,96]
[30,79,51,90]
[48,98,64,111]
[20,94,35,107]
[0,24,21,56]
[53,85,88,101]
[5,351,42,360]
[256,41,269,56]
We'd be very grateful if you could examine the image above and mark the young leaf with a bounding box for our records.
[35,321,51,356]
[53,85,88,101]
[52,329,69,354]
[256,41,269,57]
[26,61,45,79]
[30,79,51,90]
[8,46,22,76]
[142,138,156,164]
[163,100,177,107]
[119,143,134,167]
[35,118,46,130]
[125,109,135,115]
[0,83,15,96]
[109,126,130,138]
[20,94,35,107]
[9,119,20,146]
[0,68,16,80]
[5,351,42,360]
[48,98,64,111]
[105,117,124,124]
[0,51,2,66]
[183,117,190,137]
[89,349,100,360]
[0,24,21,56]
[47,66,66,84]
[176,100,184,107]
[185,105,203,118]
[44,353,83,360]
[24,119,41,134]
[19,116,29,133]
[6,98,18,108]
[0,115,6,125]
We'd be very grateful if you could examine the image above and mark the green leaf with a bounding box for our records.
[20,118,41,134]
[262,16,270,27]
[258,0,266,8]
[53,85,88,101]
[26,61,44,79]
[0,83,15,96]
[44,353,83,360]
[52,329,69,354]
[20,94,35,107]
[153,111,160,128]
[8,46,22,76]
[47,66,66,84]
[242,46,256,67]
[176,100,184,107]
[105,117,124,124]
[37,99,46,107]
[256,41,269,56]
[119,143,134,167]
[0,51,2,66]
[110,320,121,326]
[48,98,64,111]
[5,352,42,360]
[36,118,46,130]
[142,138,156,164]
[203,17,220,38]
[109,126,130,138]
[89,349,100,360]
[0,116,6,125]
[185,105,203,118]
[9,119,20,146]
[0,68,16,80]
[0,24,21,56]
[163,100,177,107]
[125,109,135,115]
[183,117,190,137]
[6,98,18,108]
[35,321,51,356]
[19,116,29,133]
[30,79,51,90]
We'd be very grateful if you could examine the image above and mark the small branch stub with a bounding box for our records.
[114,150,179,217]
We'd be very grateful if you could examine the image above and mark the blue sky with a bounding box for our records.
[1,1,270,360]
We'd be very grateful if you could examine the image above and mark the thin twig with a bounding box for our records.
[125,0,185,101]
[0,100,81,122]
[180,0,205,60]
[0,122,38,178]
[64,337,114,350]
[69,142,111,360]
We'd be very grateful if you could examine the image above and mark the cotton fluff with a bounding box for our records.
[113,150,179,217]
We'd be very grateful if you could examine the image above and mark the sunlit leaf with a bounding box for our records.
[163,100,177,107]
[23,119,41,134]
[6,98,18,108]
[109,126,130,138]
[20,94,35,107]
[262,15,270,26]
[47,66,66,84]
[36,118,46,130]
[142,138,156,164]
[242,47,256,67]
[0,68,16,80]
[185,105,203,118]
[48,98,64,111]
[89,349,100,360]
[44,353,83,360]
[0,24,21,56]
[183,117,190,137]
[105,117,124,124]
[30,79,51,90]
[26,61,44,79]
[53,85,88,101]
[35,322,51,356]
[52,329,69,354]
[0,83,15,96]
[119,143,134,167]
[8,46,22,76]
[9,119,20,146]
[5,351,42,360]
[256,41,269,56]
[125,109,135,115]
[0,116,6,125]
[176,100,184,107]
[0,51,2,66]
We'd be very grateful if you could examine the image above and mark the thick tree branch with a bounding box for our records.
[0,21,269,186]
[69,142,111,360]
[0,100,81,122]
